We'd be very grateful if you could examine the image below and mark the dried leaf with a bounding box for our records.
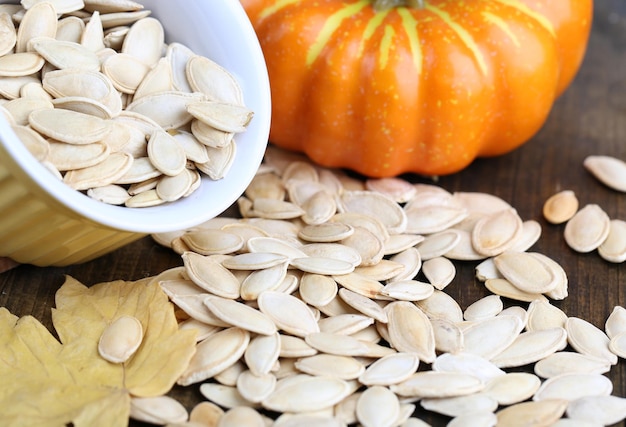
[0,275,197,427]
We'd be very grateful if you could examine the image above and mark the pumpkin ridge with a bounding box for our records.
[424,3,488,76]
[397,8,422,74]
[258,0,299,20]
[379,25,396,68]
[482,11,521,47]
[358,9,390,59]
[307,0,370,67]
[492,0,555,37]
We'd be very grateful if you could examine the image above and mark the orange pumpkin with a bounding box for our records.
[241,0,593,177]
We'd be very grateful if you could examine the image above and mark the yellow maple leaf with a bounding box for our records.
[0,275,197,427]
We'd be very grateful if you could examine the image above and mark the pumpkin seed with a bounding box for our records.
[189,401,224,426]
[204,295,277,336]
[386,301,436,363]
[31,37,101,71]
[81,9,105,52]
[415,289,464,324]
[298,222,354,243]
[236,370,276,404]
[495,399,568,427]
[484,277,547,303]
[534,351,612,380]
[218,406,265,427]
[404,204,468,235]
[240,263,289,301]
[304,332,371,357]
[490,327,568,368]
[130,395,188,425]
[420,393,498,418]
[97,315,143,363]
[223,252,288,271]
[451,191,511,215]
[295,354,365,380]
[298,274,339,308]
[338,191,407,234]
[354,259,405,282]
[526,299,568,332]
[257,291,320,337]
[421,256,455,290]
[291,256,355,276]
[331,212,390,243]
[199,383,259,410]
[246,236,308,259]
[182,252,241,299]
[566,316,618,365]
[583,155,626,192]
[532,373,613,401]
[483,372,541,406]
[443,229,486,261]
[606,306,626,339]
[598,219,626,263]
[430,317,464,354]
[461,315,524,360]
[169,294,230,328]
[329,275,379,302]
[383,233,425,256]
[317,313,374,335]
[279,334,317,358]
[543,190,579,224]
[29,107,111,144]
[16,2,58,53]
[471,207,524,256]
[380,280,434,302]
[178,327,250,386]
[493,251,559,294]
[63,151,134,190]
[432,352,505,383]
[463,294,503,321]
[87,184,131,205]
[11,124,50,161]
[356,386,400,427]
[390,371,484,398]
[262,375,352,413]
[0,12,16,56]
[187,100,254,133]
[339,226,385,266]
[186,54,244,105]
[22,0,84,14]
[358,352,420,386]
[336,288,386,322]
[244,332,281,377]
[386,247,422,282]
[563,204,611,253]
[180,229,243,256]
[447,411,497,427]
[565,395,626,426]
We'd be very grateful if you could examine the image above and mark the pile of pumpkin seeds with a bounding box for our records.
[0,0,253,208]
[129,145,626,426]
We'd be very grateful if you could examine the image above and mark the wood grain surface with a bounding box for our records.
[1,2,625,425]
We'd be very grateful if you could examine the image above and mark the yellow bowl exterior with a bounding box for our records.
[0,150,143,266]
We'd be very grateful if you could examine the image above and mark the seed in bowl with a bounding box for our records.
[0,2,253,207]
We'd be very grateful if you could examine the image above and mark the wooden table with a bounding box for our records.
[1,2,625,425]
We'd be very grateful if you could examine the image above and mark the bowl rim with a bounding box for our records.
[0,0,271,234]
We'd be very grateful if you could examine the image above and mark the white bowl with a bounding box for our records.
[0,0,271,266]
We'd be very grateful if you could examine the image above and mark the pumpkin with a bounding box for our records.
[241,0,593,177]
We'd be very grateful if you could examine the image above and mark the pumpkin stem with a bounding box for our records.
[372,0,425,11]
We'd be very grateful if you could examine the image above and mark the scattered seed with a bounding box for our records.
[543,190,579,224]
[97,315,143,364]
